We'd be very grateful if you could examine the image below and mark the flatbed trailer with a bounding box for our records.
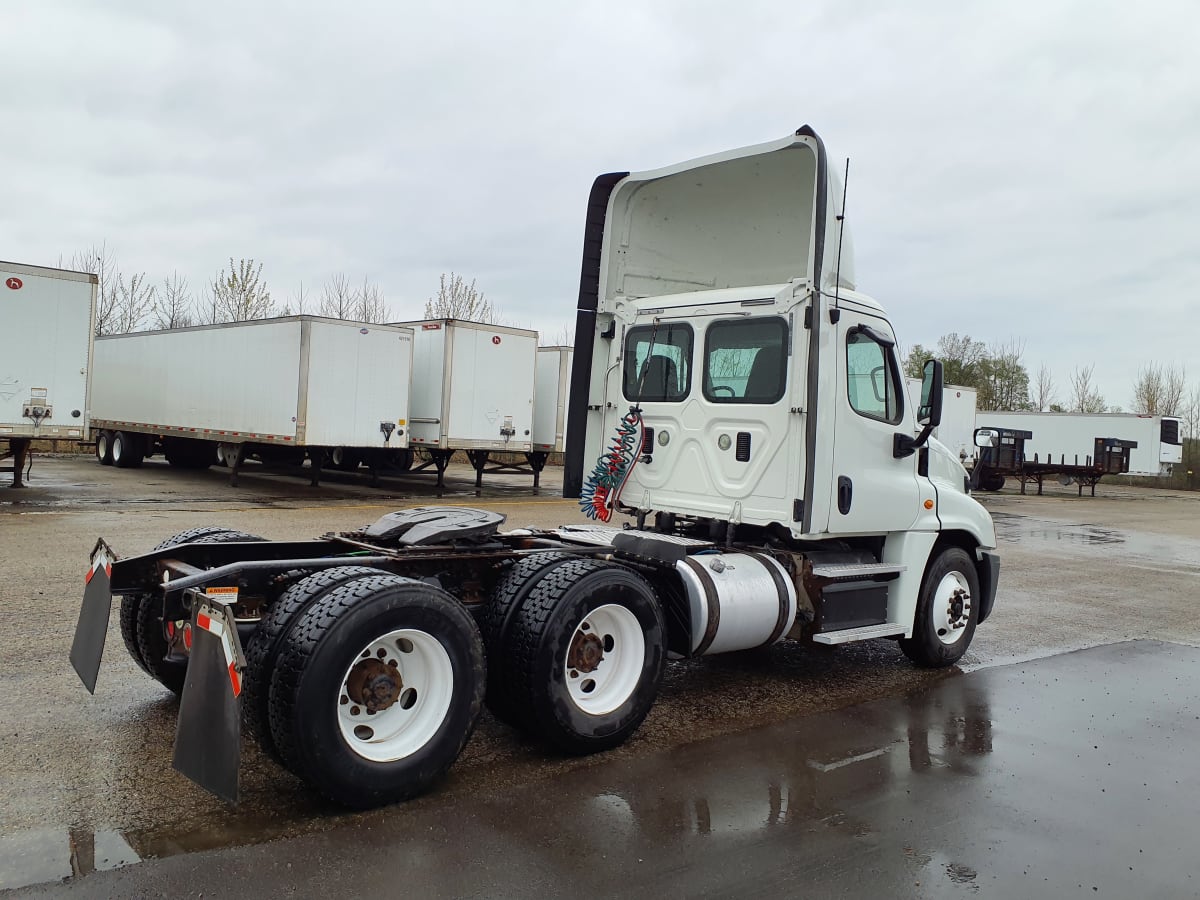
[972,427,1137,495]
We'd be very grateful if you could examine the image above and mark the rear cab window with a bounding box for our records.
[622,323,692,402]
[703,317,789,403]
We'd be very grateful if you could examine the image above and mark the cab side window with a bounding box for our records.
[622,323,692,402]
[846,328,903,424]
[703,317,788,403]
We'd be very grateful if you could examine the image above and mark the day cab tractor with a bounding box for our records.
[71,127,999,809]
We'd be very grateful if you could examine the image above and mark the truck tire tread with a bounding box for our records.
[242,565,392,763]
[507,558,665,753]
[133,528,265,695]
[481,551,575,726]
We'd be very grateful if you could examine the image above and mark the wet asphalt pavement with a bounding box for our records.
[3,456,1200,896]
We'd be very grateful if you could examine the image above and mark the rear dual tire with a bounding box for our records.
[267,574,485,809]
[242,565,392,763]
[111,431,145,469]
[494,558,666,755]
[120,527,265,695]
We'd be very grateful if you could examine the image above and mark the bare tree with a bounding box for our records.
[279,282,311,316]
[1181,384,1200,440]
[1069,364,1107,413]
[109,272,156,333]
[153,271,193,330]
[211,258,273,322]
[540,324,574,347]
[70,242,118,336]
[355,277,389,323]
[319,273,356,319]
[1033,364,1056,412]
[1131,362,1187,416]
[424,272,495,323]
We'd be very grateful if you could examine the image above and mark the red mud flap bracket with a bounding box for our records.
[69,539,116,694]
[173,593,246,804]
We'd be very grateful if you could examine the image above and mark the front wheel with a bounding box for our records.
[506,559,665,755]
[900,547,979,668]
[268,574,485,808]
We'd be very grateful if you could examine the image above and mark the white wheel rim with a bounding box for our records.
[112,436,122,462]
[563,603,645,716]
[97,435,108,459]
[337,628,455,762]
[931,571,972,645]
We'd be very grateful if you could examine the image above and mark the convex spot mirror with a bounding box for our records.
[917,359,943,427]
[974,428,998,449]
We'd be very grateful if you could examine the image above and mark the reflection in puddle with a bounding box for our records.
[991,512,1124,547]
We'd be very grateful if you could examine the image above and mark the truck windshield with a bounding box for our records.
[703,317,789,403]
[623,323,692,402]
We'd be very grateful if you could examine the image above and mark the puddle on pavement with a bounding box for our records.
[991,511,1200,570]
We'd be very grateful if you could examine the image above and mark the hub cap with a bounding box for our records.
[337,629,454,762]
[932,571,972,645]
[563,604,645,716]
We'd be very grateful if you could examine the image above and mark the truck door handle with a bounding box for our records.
[837,476,853,515]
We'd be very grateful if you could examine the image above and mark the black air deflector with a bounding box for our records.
[735,432,751,462]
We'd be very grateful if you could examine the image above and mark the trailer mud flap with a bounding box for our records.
[69,540,116,694]
[173,596,244,804]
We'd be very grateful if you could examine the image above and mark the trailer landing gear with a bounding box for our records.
[2,438,32,487]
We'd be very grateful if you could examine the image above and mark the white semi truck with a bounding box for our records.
[1,260,97,487]
[71,127,999,810]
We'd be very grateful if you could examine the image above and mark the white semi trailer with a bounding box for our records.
[0,260,96,487]
[974,410,1182,477]
[71,127,999,810]
[397,318,539,488]
[905,379,977,463]
[89,316,414,485]
[533,345,573,454]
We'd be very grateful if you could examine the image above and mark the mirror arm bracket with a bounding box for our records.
[894,423,934,459]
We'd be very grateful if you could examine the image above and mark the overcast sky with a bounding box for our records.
[3,0,1197,409]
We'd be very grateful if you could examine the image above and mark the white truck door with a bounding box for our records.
[823,309,922,535]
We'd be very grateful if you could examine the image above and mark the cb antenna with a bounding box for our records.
[832,157,850,314]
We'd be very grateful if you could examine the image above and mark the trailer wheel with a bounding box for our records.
[480,552,575,726]
[329,447,360,471]
[507,559,665,755]
[111,431,145,469]
[982,472,1005,492]
[243,565,392,763]
[96,431,113,466]
[268,574,485,808]
[900,546,980,668]
[130,527,265,695]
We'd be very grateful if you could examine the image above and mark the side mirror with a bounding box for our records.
[974,428,998,449]
[894,358,944,459]
[917,359,943,427]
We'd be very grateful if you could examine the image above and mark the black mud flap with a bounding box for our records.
[173,596,244,804]
[69,539,117,694]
